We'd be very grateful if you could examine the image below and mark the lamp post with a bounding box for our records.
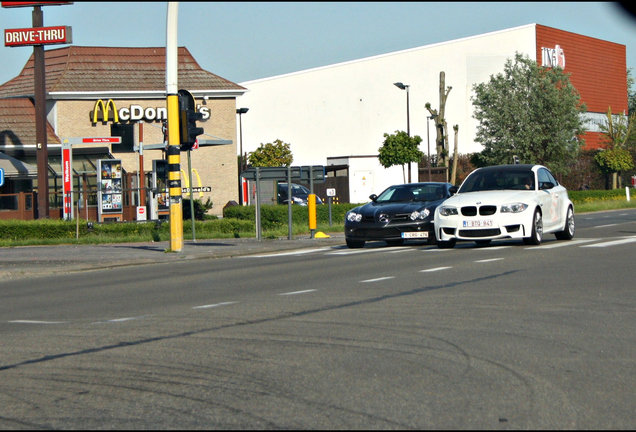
[426,114,437,182]
[236,107,249,204]
[394,82,412,182]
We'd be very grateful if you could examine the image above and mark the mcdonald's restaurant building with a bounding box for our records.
[0,46,246,220]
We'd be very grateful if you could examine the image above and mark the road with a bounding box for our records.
[1,209,636,429]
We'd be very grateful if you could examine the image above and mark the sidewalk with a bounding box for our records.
[0,233,346,280]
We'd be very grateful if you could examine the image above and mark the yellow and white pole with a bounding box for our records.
[166,2,183,252]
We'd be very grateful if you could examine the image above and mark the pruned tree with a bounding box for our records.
[425,71,453,180]
[247,139,294,167]
[450,125,459,185]
[378,130,424,183]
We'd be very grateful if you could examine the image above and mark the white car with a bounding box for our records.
[434,164,575,248]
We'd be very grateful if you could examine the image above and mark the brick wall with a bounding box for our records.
[535,24,627,149]
[55,98,238,217]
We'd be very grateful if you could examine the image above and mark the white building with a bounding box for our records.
[237,24,626,204]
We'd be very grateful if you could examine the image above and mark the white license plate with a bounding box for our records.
[402,232,429,238]
[463,220,493,228]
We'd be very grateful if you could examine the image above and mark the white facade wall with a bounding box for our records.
[238,25,537,203]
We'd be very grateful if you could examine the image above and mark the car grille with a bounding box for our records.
[458,228,501,238]
[361,214,410,223]
[461,205,497,216]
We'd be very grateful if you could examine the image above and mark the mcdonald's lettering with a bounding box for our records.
[90,100,210,124]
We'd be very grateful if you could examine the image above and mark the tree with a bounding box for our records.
[425,71,453,177]
[378,130,424,183]
[247,139,293,167]
[471,52,587,175]
[595,107,635,188]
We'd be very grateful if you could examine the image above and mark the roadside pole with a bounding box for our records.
[166,2,183,252]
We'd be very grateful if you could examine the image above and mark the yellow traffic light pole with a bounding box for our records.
[166,2,183,252]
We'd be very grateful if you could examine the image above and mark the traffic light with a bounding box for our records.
[178,89,204,151]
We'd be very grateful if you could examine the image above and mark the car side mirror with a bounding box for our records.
[540,182,555,190]
[449,186,458,196]
[369,194,378,202]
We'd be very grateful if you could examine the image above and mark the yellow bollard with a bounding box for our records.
[308,194,317,232]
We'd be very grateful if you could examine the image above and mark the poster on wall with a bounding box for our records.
[97,159,123,219]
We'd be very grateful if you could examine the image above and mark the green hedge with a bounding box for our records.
[568,188,629,204]
[223,203,360,228]
[0,218,255,241]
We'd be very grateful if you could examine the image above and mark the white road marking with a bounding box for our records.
[581,236,636,248]
[360,277,395,283]
[420,266,453,273]
[593,224,617,229]
[278,289,317,296]
[330,248,395,255]
[93,316,145,324]
[245,248,332,258]
[8,320,67,325]
[474,246,510,251]
[475,258,504,263]
[193,301,239,309]
[527,238,596,249]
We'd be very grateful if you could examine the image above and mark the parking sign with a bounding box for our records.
[0,167,4,187]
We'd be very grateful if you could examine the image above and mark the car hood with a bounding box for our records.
[443,190,534,207]
[357,200,438,215]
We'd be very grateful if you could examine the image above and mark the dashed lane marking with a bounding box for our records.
[360,276,395,283]
[420,266,453,273]
[278,289,318,296]
[193,301,239,309]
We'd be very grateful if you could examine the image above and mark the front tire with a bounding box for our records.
[523,209,543,245]
[346,238,365,248]
[555,206,575,240]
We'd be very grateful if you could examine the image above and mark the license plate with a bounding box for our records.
[463,220,493,228]
[402,232,429,238]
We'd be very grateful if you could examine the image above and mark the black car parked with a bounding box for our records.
[344,182,455,248]
[277,183,323,206]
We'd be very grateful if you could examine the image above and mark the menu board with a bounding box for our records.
[98,159,123,215]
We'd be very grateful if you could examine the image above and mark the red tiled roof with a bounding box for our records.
[0,98,61,145]
[0,46,246,97]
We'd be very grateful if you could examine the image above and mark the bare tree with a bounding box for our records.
[450,125,459,185]
[425,71,452,181]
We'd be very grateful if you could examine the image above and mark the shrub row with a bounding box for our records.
[223,203,360,229]
[568,188,630,204]
[0,218,255,241]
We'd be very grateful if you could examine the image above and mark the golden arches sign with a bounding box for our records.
[90,99,119,124]
[180,168,203,198]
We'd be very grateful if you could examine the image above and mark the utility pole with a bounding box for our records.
[166,2,183,252]
[33,6,49,218]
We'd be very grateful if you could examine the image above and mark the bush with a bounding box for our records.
[223,203,360,227]
[182,198,214,221]
[568,188,628,204]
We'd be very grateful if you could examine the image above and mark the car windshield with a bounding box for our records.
[459,169,534,193]
[376,185,446,203]
[280,184,310,195]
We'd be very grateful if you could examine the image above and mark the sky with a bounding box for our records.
[0,2,635,88]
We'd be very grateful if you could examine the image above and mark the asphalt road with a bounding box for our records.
[1,208,636,429]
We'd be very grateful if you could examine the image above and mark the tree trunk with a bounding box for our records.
[451,125,459,185]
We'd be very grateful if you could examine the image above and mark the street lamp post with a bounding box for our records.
[426,114,437,182]
[394,82,411,182]
[236,107,249,204]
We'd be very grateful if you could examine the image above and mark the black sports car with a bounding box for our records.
[345,182,455,248]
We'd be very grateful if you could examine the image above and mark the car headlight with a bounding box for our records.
[346,211,362,222]
[500,203,528,213]
[410,208,430,220]
[438,206,458,216]
[292,196,305,204]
